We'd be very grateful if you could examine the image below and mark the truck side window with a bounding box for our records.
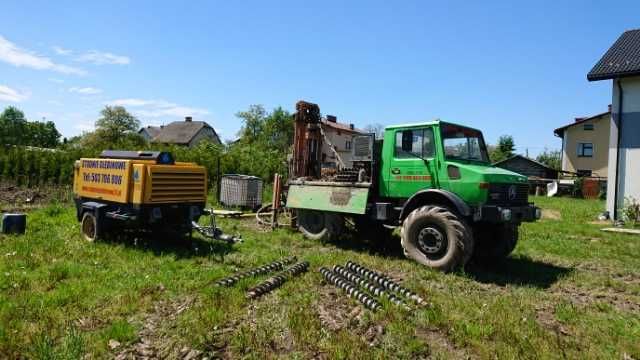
[394,128,435,159]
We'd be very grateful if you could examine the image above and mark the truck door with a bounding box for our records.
[387,127,438,198]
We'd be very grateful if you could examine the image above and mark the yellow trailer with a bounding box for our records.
[73,150,208,241]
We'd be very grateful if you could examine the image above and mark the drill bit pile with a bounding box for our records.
[247,261,309,299]
[320,261,426,311]
[346,261,426,306]
[214,256,297,287]
[319,267,382,311]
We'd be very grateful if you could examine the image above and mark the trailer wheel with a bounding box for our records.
[81,212,99,242]
[297,210,344,241]
[473,224,518,261]
[400,206,473,272]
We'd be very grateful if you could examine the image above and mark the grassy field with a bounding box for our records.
[1,196,639,359]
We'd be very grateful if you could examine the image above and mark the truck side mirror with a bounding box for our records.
[401,131,413,152]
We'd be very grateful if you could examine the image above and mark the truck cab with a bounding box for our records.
[380,121,538,225]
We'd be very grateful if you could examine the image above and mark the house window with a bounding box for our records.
[345,140,352,150]
[583,123,594,131]
[577,143,593,157]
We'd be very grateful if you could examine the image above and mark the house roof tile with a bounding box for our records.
[588,29,640,81]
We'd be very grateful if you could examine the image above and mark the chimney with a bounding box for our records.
[608,104,612,113]
[185,116,192,122]
[327,115,337,123]
[349,124,354,130]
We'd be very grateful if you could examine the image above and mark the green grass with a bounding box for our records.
[1,196,639,358]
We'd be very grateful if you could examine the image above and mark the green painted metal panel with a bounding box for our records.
[286,184,369,214]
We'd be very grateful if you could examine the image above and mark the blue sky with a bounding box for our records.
[0,1,638,155]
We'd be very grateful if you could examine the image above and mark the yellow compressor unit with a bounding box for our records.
[73,150,207,241]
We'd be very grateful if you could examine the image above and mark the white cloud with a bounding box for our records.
[107,98,209,118]
[69,86,102,95]
[52,46,72,55]
[48,77,64,83]
[76,50,130,65]
[0,35,86,75]
[0,85,29,102]
[47,100,63,106]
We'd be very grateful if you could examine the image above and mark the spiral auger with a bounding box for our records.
[332,265,411,310]
[319,267,382,311]
[345,261,426,305]
[214,256,297,287]
[246,261,309,299]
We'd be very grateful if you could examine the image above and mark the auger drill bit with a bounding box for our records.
[246,261,309,299]
[215,256,297,287]
[333,265,410,310]
[345,261,426,305]
[319,267,381,312]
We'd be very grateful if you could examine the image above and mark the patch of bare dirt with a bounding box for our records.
[415,327,471,359]
[534,303,571,336]
[542,209,562,220]
[0,184,67,208]
[315,284,388,348]
[114,296,203,360]
[551,284,640,314]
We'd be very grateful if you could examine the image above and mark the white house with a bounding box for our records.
[588,29,640,220]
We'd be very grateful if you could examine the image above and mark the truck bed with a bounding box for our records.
[286,180,371,215]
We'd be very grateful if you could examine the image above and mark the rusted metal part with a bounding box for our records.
[333,265,410,310]
[345,261,426,305]
[292,100,322,179]
[214,256,297,287]
[319,267,381,311]
[246,261,309,299]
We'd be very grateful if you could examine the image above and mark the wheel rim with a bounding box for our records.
[301,211,325,234]
[417,226,448,260]
[83,216,96,241]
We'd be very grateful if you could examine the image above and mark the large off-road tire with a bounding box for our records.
[81,212,99,242]
[400,206,474,272]
[297,210,344,241]
[473,224,518,261]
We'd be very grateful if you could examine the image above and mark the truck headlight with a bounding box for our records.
[501,209,512,221]
[535,208,542,220]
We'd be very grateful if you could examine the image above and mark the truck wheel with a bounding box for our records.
[297,210,344,241]
[473,224,518,261]
[400,206,473,272]
[81,212,99,242]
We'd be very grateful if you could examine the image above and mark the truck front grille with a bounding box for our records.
[487,183,529,206]
[150,169,206,203]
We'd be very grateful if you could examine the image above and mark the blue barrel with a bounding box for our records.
[1,213,26,234]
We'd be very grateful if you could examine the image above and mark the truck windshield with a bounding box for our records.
[441,124,490,163]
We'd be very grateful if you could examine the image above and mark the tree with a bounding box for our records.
[536,148,561,170]
[0,106,28,145]
[489,135,516,163]
[95,106,141,144]
[363,123,385,139]
[236,105,267,142]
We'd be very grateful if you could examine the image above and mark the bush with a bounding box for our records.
[621,197,640,226]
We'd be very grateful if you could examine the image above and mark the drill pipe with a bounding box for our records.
[333,265,410,310]
[246,261,309,299]
[345,261,426,305]
[319,267,381,311]
[215,256,297,287]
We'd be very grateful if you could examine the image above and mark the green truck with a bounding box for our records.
[286,120,541,272]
